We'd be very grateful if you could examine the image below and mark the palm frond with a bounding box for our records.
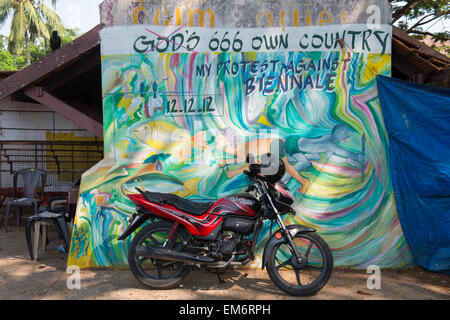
[36,0,64,35]
[0,0,14,12]
[23,0,49,38]
[4,0,64,55]
[8,1,27,54]
[0,0,14,26]
[0,10,11,27]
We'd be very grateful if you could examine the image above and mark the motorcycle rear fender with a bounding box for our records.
[117,212,151,241]
[261,225,316,270]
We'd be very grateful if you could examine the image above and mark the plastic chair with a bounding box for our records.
[3,168,46,232]
[25,196,71,261]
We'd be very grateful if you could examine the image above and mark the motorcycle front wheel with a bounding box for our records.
[128,221,190,289]
[266,231,333,296]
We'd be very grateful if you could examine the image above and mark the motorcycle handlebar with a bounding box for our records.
[244,165,260,178]
[244,166,265,187]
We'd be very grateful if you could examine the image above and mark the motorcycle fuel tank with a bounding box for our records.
[209,193,260,218]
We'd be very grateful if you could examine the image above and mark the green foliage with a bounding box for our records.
[0,35,26,70]
[392,0,449,21]
[0,27,80,71]
[391,0,449,41]
[391,0,449,55]
[0,0,81,70]
[0,0,64,65]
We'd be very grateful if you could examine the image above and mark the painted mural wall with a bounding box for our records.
[68,0,414,269]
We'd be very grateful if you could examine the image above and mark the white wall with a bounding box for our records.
[0,97,95,140]
[0,97,98,191]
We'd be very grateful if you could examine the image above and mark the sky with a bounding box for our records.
[0,0,448,37]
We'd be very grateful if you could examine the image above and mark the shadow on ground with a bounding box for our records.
[0,222,448,300]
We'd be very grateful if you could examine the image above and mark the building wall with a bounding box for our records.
[0,98,100,191]
[68,0,415,269]
[100,0,392,27]
[0,97,93,141]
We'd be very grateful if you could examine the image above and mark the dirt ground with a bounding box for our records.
[0,224,448,300]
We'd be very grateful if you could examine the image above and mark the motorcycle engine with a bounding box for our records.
[211,234,235,259]
[220,236,235,255]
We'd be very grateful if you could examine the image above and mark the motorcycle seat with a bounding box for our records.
[140,190,214,216]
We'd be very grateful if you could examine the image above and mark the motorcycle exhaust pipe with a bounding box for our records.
[136,246,216,265]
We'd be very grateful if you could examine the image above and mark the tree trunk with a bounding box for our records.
[25,31,31,66]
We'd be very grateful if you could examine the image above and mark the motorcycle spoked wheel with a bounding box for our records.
[128,221,190,289]
[266,232,333,296]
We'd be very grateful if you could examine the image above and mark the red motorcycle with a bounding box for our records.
[118,154,333,296]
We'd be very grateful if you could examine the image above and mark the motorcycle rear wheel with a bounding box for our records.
[128,221,190,289]
[266,232,333,296]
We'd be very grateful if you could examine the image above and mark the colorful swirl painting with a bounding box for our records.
[68,22,414,269]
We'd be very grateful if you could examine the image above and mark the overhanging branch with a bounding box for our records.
[407,30,450,42]
[393,0,426,23]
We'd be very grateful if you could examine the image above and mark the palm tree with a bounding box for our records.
[0,0,64,65]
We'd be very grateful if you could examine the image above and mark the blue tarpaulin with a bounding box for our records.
[377,76,450,272]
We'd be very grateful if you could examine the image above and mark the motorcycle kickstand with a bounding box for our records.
[216,269,225,284]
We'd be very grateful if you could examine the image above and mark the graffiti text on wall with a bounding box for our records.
[130,2,384,28]
[101,25,392,56]
[194,55,344,95]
